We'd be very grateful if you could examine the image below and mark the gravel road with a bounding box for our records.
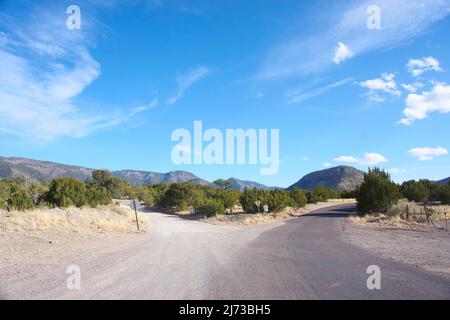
[1,204,449,299]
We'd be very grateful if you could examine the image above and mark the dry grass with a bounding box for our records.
[0,204,148,234]
[350,199,450,230]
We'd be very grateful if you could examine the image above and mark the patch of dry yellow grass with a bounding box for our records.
[0,205,148,234]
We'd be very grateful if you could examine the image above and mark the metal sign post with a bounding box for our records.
[130,199,141,231]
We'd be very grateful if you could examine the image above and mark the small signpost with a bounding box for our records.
[255,200,261,213]
[130,199,141,231]
[263,204,269,214]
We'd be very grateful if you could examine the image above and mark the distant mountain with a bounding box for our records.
[224,178,276,192]
[112,170,210,185]
[0,156,93,181]
[0,156,208,185]
[288,166,365,191]
[437,177,450,185]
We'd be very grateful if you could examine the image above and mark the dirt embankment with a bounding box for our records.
[344,202,450,277]
[0,204,148,266]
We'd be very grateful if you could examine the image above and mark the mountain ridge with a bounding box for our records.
[288,165,365,191]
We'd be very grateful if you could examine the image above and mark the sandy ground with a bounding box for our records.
[0,202,148,273]
[1,204,449,299]
[344,218,450,276]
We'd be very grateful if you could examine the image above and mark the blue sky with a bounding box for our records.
[1,0,450,187]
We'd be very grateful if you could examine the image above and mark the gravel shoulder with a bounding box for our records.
[343,218,450,276]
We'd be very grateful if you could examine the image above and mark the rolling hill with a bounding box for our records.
[438,177,450,185]
[0,156,208,185]
[288,166,365,191]
[225,178,276,191]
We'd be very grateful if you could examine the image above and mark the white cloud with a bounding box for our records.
[287,78,353,104]
[360,153,388,165]
[360,73,401,98]
[323,162,332,168]
[0,8,146,141]
[388,168,407,174]
[334,152,387,166]
[257,0,450,79]
[399,83,450,125]
[401,82,424,93]
[300,157,309,161]
[333,42,354,64]
[334,156,359,163]
[166,66,210,105]
[407,56,443,76]
[408,147,448,161]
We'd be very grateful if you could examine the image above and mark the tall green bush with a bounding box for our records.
[45,177,87,208]
[356,168,401,214]
[85,187,111,207]
[290,188,308,208]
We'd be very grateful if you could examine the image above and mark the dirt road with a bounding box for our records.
[1,204,449,299]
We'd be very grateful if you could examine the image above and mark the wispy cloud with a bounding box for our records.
[129,98,159,116]
[402,82,424,93]
[257,0,450,79]
[166,66,210,105]
[360,73,401,100]
[286,78,354,104]
[0,6,146,141]
[407,56,443,76]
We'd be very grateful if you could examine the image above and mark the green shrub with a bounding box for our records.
[431,184,450,204]
[0,197,4,209]
[290,188,308,208]
[7,190,34,211]
[356,168,402,214]
[310,186,337,203]
[239,188,292,213]
[85,187,111,207]
[266,189,293,212]
[45,177,87,208]
[136,186,155,207]
[340,190,356,199]
[239,188,267,213]
[151,183,172,204]
[219,189,240,213]
[158,183,205,210]
[195,199,225,217]
[401,180,430,203]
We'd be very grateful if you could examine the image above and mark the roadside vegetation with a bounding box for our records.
[354,167,450,228]
[1,167,449,224]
